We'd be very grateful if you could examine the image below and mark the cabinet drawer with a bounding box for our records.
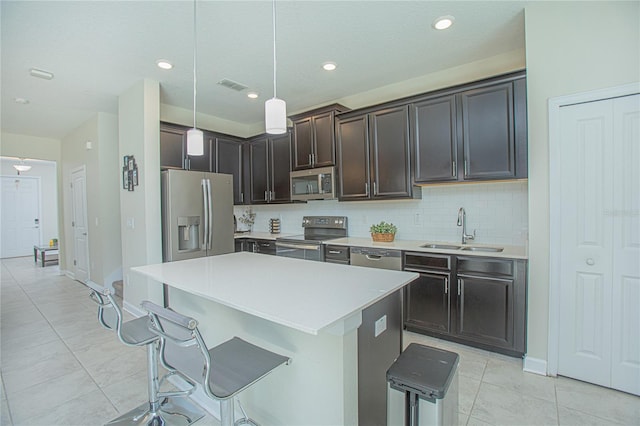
[404,252,451,271]
[456,256,513,277]
[325,245,349,262]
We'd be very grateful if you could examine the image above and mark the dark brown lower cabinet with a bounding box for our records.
[404,252,527,357]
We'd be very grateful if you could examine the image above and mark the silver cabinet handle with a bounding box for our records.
[309,154,312,165]
[586,258,595,266]
[264,191,268,201]
[365,182,369,196]
[464,160,469,176]
[276,242,321,251]
[444,277,449,294]
[270,190,275,200]
[328,250,342,254]
[457,278,462,296]
[452,161,457,177]
[373,181,377,196]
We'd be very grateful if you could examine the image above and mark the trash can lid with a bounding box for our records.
[387,343,459,400]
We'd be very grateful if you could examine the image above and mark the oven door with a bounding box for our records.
[275,241,324,262]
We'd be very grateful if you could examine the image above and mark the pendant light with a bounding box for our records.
[265,0,287,134]
[13,158,31,174]
[187,0,204,156]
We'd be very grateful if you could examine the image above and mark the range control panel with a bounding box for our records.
[302,216,348,230]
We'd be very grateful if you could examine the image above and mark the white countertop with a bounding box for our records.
[234,232,295,240]
[131,252,418,335]
[326,237,528,259]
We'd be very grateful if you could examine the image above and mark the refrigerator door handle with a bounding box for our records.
[202,179,209,252]
[206,178,213,251]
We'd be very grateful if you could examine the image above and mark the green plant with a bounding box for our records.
[369,221,397,234]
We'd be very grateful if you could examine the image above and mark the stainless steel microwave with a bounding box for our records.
[290,166,336,201]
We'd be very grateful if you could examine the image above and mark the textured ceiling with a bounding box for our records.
[1,1,526,139]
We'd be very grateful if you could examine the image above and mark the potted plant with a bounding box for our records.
[370,221,397,242]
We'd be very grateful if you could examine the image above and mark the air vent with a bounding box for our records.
[217,79,248,92]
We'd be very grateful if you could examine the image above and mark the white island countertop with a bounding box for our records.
[131,252,418,335]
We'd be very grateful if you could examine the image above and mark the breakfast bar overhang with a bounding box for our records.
[132,252,418,425]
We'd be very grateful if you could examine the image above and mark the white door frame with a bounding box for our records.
[548,82,640,376]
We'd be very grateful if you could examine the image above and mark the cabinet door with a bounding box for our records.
[269,133,292,203]
[369,106,412,198]
[460,82,515,180]
[513,78,528,178]
[413,96,458,182]
[160,127,186,169]
[216,137,243,204]
[293,118,313,170]
[187,133,214,172]
[313,112,336,168]
[456,275,515,350]
[404,271,452,334]
[249,138,269,204]
[337,114,370,200]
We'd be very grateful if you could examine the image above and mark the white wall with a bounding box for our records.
[525,1,639,364]
[237,181,528,246]
[118,79,163,310]
[0,157,59,246]
[60,112,122,286]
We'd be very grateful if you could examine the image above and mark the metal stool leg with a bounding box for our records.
[105,341,206,426]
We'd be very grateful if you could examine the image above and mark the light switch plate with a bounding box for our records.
[374,315,387,337]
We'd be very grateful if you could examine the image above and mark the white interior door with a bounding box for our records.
[1,176,41,258]
[557,94,639,395]
[71,167,89,283]
[610,95,640,395]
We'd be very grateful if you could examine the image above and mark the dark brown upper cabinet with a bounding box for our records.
[159,122,213,172]
[337,105,418,200]
[248,132,292,204]
[215,137,244,205]
[291,104,348,170]
[412,74,527,184]
[412,95,458,182]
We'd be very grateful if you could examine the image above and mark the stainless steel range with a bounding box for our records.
[275,216,348,261]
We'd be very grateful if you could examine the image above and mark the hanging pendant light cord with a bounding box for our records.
[272,0,277,99]
[192,0,198,129]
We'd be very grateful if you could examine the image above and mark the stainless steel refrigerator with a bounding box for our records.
[161,169,234,263]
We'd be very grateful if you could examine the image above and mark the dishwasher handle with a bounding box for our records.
[365,254,383,261]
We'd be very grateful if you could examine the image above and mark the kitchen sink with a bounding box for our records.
[459,246,504,253]
[420,243,462,250]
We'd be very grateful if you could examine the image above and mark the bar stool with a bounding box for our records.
[90,287,206,426]
[141,300,291,426]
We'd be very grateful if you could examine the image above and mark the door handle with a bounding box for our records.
[586,258,595,266]
[444,277,449,294]
[82,232,87,236]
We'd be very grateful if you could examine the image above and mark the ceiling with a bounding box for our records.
[1,1,526,140]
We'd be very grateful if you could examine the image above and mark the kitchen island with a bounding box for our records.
[132,252,418,425]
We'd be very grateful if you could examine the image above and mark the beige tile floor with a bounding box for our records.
[1,256,638,426]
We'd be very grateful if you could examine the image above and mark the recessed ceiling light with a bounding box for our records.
[156,59,173,70]
[247,92,259,99]
[14,97,30,104]
[433,15,455,30]
[29,68,54,80]
[322,62,337,71]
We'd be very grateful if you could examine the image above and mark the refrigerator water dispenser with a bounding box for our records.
[177,216,200,251]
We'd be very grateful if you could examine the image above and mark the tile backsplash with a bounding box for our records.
[234,181,528,246]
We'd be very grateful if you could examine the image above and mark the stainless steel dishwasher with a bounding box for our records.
[350,246,402,270]
[349,246,403,426]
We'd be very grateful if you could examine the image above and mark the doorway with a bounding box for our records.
[0,176,41,258]
[549,85,639,396]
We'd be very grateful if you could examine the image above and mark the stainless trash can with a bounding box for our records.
[387,344,459,426]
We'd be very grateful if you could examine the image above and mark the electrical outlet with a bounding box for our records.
[414,213,422,226]
[374,315,387,337]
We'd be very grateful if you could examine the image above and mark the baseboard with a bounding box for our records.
[123,300,146,318]
[523,356,548,376]
[63,270,75,280]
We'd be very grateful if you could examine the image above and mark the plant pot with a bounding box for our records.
[371,232,395,242]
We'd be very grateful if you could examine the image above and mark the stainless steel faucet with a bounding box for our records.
[457,207,476,244]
